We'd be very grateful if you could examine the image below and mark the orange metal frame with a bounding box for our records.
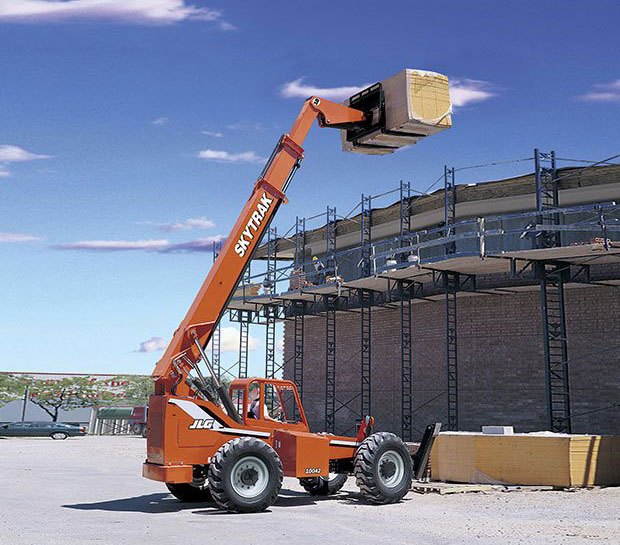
[144,97,367,483]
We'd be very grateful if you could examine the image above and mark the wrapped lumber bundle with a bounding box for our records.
[430,431,620,487]
[342,68,452,154]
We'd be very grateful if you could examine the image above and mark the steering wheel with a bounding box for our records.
[269,406,284,421]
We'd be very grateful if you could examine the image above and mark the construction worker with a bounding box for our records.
[248,387,282,421]
[312,256,326,284]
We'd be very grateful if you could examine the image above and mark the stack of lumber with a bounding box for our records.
[430,431,619,487]
[342,69,452,154]
[232,283,261,298]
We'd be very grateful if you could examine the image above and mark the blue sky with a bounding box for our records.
[1,0,618,376]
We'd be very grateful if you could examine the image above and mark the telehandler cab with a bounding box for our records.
[143,69,451,512]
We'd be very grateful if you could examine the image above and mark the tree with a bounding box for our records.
[24,376,106,422]
[107,375,154,406]
[0,373,23,406]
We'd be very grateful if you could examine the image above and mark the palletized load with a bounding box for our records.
[341,68,452,154]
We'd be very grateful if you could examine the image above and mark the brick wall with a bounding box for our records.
[283,285,619,439]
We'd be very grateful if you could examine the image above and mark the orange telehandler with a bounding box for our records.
[143,69,450,512]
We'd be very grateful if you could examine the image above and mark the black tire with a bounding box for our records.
[50,432,68,440]
[208,437,283,513]
[299,473,348,496]
[166,482,212,503]
[354,432,412,504]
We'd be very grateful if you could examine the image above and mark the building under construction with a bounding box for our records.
[213,151,619,441]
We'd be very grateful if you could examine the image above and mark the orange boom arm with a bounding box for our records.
[152,97,365,394]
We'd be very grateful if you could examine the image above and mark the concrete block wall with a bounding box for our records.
[283,285,619,439]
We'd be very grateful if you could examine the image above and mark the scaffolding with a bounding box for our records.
[222,152,620,437]
[210,239,222,379]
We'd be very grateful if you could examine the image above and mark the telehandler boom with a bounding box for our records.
[144,69,451,512]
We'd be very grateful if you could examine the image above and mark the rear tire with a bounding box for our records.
[166,482,212,503]
[354,432,412,504]
[299,473,348,496]
[50,432,68,440]
[208,437,283,513]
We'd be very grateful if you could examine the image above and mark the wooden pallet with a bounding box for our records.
[411,482,496,495]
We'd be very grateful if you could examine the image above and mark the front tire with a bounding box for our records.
[354,432,412,504]
[50,432,68,440]
[208,437,283,513]
[299,473,348,496]
[166,482,212,503]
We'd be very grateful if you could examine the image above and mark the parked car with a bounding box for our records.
[0,421,87,440]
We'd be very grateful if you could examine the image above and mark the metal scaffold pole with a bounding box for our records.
[292,301,305,403]
[359,194,373,419]
[444,166,456,255]
[238,264,251,379]
[210,240,222,379]
[444,272,459,431]
[265,227,278,380]
[399,280,413,441]
[292,217,306,403]
[324,294,337,433]
[443,166,459,431]
[324,207,337,433]
[534,149,571,433]
[238,313,249,379]
[399,180,412,260]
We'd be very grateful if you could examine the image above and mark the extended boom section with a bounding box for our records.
[152,98,365,395]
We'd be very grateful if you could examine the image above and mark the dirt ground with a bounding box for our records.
[0,436,618,545]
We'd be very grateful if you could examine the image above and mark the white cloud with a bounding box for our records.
[0,144,51,162]
[197,149,266,164]
[577,79,620,103]
[56,239,169,251]
[0,167,10,178]
[279,76,496,109]
[154,217,216,232]
[162,235,225,253]
[226,122,267,131]
[279,78,370,101]
[152,116,169,125]
[0,1,233,27]
[136,336,167,353]
[219,327,259,353]
[0,232,41,243]
[449,79,495,108]
[55,235,225,252]
[201,130,224,137]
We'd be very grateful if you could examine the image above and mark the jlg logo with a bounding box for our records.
[234,192,274,257]
[304,468,321,474]
[188,418,216,430]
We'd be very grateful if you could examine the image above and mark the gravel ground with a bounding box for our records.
[0,436,618,545]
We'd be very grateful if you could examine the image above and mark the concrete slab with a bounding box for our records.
[1,436,619,545]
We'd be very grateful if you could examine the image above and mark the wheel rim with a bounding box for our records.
[52,433,66,439]
[230,456,269,498]
[377,450,405,488]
